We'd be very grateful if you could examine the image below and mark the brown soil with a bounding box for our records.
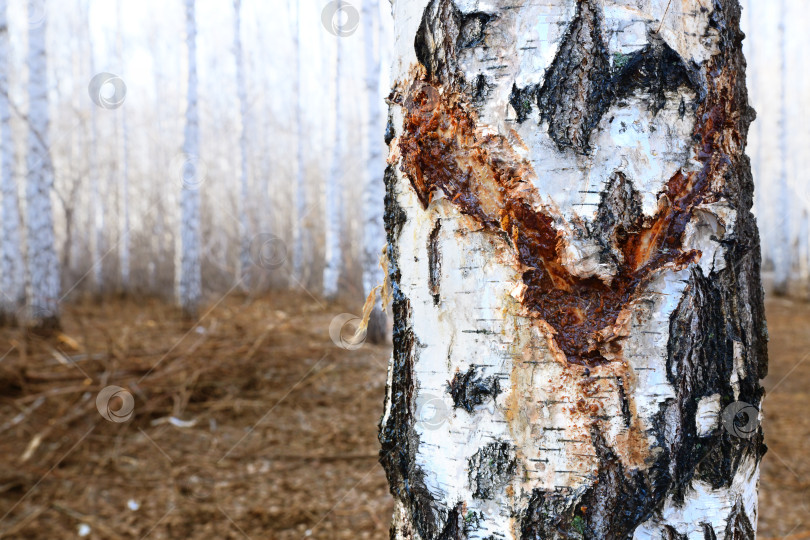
[0,292,805,538]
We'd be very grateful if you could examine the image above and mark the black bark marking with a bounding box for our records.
[594,172,644,266]
[471,74,491,104]
[457,12,491,49]
[437,503,467,540]
[722,499,755,540]
[414,0,461,84]
[665,267,765,501]
[428,219,442,305]
[447,366,501,413]
[663,525,689,539]
[468,441,516,500]
[616,376,632,429]
[702,523,719,540]
[510,1,699,153]
[534,0,611,152]
[414,0,491,85]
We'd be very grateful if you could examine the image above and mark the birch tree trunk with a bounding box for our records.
[322,1,345,300]
[291,0,308,286]
[25,0,60,325]
[88,28,103,294]
[772,0,790,295]
[233,0,251,290]
[177,0,201,316]
[362,0,387,342]
[117,0,130,291]
[379,0,767,538]
[0,0,24,321]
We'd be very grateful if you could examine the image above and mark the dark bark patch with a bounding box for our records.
[534,0,611,152]
[437,502,467,540]
[702,523,718,540]
[428,219,442,305]
[663,525,689,540]
[510,2,699,154]
[722,499,755,540]
[521,426,674,539]
[468,441,516,500]
[447,366,501,413]
[594,172,644,266]
[414,0,462,84]
[616,376,632,428]
[457,12,491,49]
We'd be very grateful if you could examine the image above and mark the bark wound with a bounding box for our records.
[447,366,501,413]
[398,0,743,369]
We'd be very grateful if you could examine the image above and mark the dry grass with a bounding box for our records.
[0,292,392,539]
[0,292,805,538]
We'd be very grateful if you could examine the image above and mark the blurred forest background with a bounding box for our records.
[0,0,809,538]
[0,0,806,318]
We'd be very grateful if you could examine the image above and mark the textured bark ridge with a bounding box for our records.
[380,0,766,538]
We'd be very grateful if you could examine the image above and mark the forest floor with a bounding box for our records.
[0,291,806,539]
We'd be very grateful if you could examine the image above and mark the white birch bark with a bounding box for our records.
[0,0,24,318]
[380,1,766,538]
[233,0,251,290]
[362,0,386,341]
[322,2,345,300]
[24,0,60,323]
[177,0,201,316]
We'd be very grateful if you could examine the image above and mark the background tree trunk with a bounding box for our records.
[233,0,251,290]
[379,0,767,538]
[362,0,387,342]
[25,0,59,326]
[322,0,345,301]
[0,0,24,322]
[177,0,201,316]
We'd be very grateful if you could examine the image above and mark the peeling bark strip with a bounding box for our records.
[381,0,766,539]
